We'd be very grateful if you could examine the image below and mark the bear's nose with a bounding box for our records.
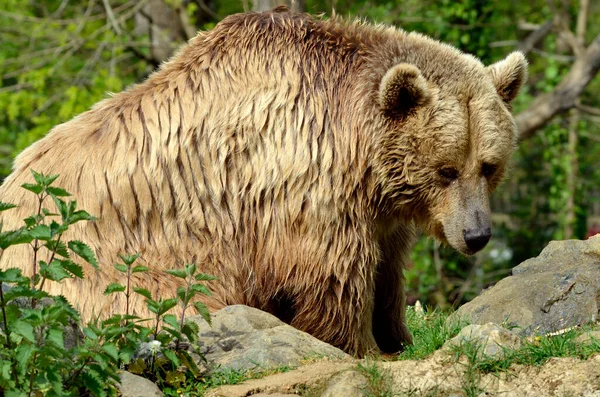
[463,227,491,253]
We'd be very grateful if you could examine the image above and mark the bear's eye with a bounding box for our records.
[482,163,498,178]
[438,167,459,181]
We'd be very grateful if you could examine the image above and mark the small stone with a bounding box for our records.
[118,371,162,397]
[444,323,522,359]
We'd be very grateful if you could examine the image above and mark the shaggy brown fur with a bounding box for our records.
[0,9,527,356]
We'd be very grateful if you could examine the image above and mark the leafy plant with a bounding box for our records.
[0,171,217,395]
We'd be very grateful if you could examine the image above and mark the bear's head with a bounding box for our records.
[373,40,527,256]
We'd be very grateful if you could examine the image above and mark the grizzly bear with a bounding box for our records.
[0,8,526,356]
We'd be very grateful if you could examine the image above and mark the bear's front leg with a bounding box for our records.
[284,234,382,357]
[290,281,380,357]
[373,224,416,353]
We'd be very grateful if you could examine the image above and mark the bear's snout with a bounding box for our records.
[463,226,492,253]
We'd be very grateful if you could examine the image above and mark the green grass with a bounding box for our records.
[397,306,465,361]
[357,360,395,397]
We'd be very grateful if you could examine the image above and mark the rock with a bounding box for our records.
[118,371,163,397]
[188,305,347,374]
[444,323,522,359]
[575,330,600,345]
[451,236,600,337]
[206,360,355,397]
[321,369,367,397]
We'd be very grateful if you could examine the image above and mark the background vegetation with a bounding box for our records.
[1,0,599,308]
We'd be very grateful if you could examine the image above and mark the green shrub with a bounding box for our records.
[0,171,215,396]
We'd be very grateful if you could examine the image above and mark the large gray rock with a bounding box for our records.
[188,305,347,374]
[452,236,600,336]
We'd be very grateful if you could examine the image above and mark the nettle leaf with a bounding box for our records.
[44,240,69,258]
[160,299,178,314]
[162,349,180,367]
[0,201,17,212]
[28,224,52,240]
[46,186,71,197]
[0,268,25,283]
[104,283,126,295]
[15,343,34,371]
[23,215,40,228]
[40,260,72,282]
[60,260,84,278]
[162,314,179,330]
[193,302,212,326]
[176,286,187,301]
[181,321,199,343]
[165,269,187,279]
[133,287,152,300]
[80,371,104,397]
[101,343,119,362]
[21,183,43,195]
[113,263,128,273]
[194,273,218,282]
[119,253,140,265]
[68,240,98,268]
[4,285,46,302]
[184,263,197,275]
[12,320,35,342]
[46,328,64,348]
[131,265,149,274]
[0,228,33,249]
[83,327,98,340]
[69,209,97,224]
[191,284,211,296]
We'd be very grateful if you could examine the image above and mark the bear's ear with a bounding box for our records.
[378,63,430,119]
[486,52,528,103]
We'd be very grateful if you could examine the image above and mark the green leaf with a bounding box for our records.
[101,343,119,361]
[176,286,187,302]
[21,183,43,195]
[131,265,149,273]
[184,263,197,275]
[60,260,84,278]
[12,320,35,342]
[0,201,17,212]
[162,349,180,367]
[119,253,140,265]
[181,320,199,342]
[165,269,187,279]
[80,371,104,396]
[194,273,218,281]
[68,209,97,224]
[193,302,212,326]
[14,342,34,371]
[47,328,64,348]
[44,240,69,258]
[191,284,211,296]
[113,263,128,273]
[104,282,126,295]
[40,260,72,282]
[0,227,33,249]
[68,240,98,268]
[83,327,98,340]
[133,287,152,300]
[28,224,52,240]
[162,314,179,330]
[46,186,71,197]
[0,268,25,283]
